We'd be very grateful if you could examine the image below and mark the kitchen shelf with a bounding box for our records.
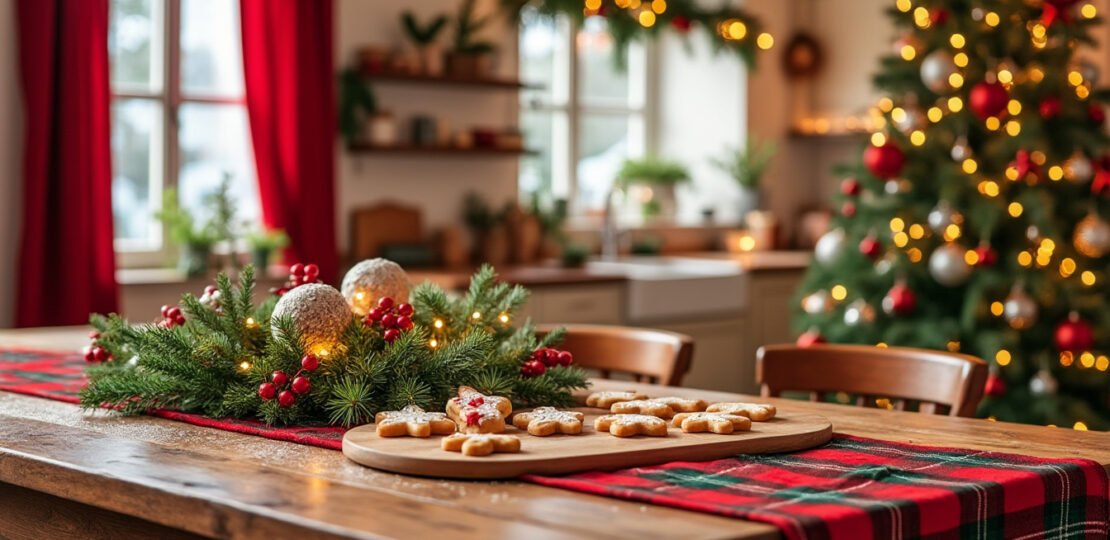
[347,143,538,157]
[363,71,539,90]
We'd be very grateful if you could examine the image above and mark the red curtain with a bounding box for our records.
[15,0,118,327]
[241,0,338,283]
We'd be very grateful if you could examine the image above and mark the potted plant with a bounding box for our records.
[710,137,777,221]
[463,192,509,265]
[337,67,395,147]
[245,228,289,272]
[446,0,497,79]
[156,189,220,278]
[402,11,449,75]
[615,158,691,221]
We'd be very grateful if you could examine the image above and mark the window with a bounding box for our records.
[519,12,649,217]
[109,0,258,264]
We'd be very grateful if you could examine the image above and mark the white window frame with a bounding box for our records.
[521,15,657,218]
[110,0,248,268]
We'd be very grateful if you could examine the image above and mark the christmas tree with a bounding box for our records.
[795,0,1109,430]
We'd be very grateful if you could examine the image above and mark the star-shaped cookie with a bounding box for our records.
[512,407,584,436]
[375,405,457,437]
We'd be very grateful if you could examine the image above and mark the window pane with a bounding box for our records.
[576,113,643,211]
[578,18,644,108]
[180,0,244,97]
[109,0,164,93]
[111,98,163,245]
[519,9,569,106]
[178,103,258,231]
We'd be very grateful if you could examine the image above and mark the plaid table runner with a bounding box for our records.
[2,348,1107,539]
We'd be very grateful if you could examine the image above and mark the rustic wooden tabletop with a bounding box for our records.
[1,327,1107,540]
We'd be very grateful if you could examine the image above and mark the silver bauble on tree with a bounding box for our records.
[884,178,911,195]
[1029,368,1058,396]
[951,136,972,162]
[1064,152,1093,183]
[802,290,833,314]
[1003,285,1038,330]
[927,202,964,233]
[928,243,972,286]
[1073,212,1110,258]
[340,258,411,315]
[843,299,877,326]
[271,283,353,356]
[920,50,957,93]
[815,228,847,265]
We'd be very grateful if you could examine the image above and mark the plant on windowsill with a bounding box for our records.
[710,137,777,221]
[245,228,289,273]
[446,0,498,79]
[402,10,449,76]
[615,158,690,221]
[156,189,220,278]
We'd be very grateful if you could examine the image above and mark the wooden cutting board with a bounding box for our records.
[342,408,832,479]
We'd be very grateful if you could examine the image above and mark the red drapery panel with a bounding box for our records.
[241,0,338,283]
[15,0,118,327]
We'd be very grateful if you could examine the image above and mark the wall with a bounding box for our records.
[0,0,21,328]
[334,0,520,256]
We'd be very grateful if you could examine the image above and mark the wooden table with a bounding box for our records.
[1,327,1108,540]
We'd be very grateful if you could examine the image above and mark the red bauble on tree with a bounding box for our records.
[968,81,1009,120]
[882,282,917,315]
[1089,104,1106,126]
[1054,312,1094,351]
[841,201,857,218]
[984,372,1007,398]
[841,178,862,196]
[929,8,949,25]
[670,15,692,32]
[1039,96,1062,119]
[796,328,826,347]
[864,141,905,179]
[859,236,883,259]
[973,243,998,267]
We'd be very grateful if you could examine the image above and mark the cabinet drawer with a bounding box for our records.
[534,285,624,325]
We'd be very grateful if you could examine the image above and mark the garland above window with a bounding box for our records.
[501,0,771,68]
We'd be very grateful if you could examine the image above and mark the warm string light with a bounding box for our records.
[995,349,1012,366]
[830,285,848,301]
[245,317,257,329]
[239,360,251,371]
[498,313,510,324]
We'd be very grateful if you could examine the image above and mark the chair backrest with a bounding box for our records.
[756,344,988,417]
[536,324,694,386]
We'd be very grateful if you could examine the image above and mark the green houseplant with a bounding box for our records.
[615,158,691,220]
[245,228,289,271]
[156,189,220,277]
[446,0,497,78]
[402,10,449,75]
[710,137,776,220]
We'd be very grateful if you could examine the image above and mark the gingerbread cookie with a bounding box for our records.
[441,433,522,457]
[672,412,752,434]
[594,414,669,437]
[374,405,456,437]
[585,391,648,409]
[705,402,777,422]
[446,386,512,433]
[512,407,584,436]
[610,399,677,419]
[651,396,709,413]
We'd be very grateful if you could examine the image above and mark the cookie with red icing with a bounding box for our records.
[446,386,512,433]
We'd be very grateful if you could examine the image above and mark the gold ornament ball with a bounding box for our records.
[1073,214,1110,258]
[271,283,353,356]
[341,258,410,315]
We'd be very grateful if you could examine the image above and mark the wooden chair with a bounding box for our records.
[536,324,694,386]
[756,344,988,417]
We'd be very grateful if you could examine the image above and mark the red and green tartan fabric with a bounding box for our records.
[2,348,1107,539]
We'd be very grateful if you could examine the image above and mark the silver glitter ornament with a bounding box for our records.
[920,50,957,93]
[950,136,971,162]
[802,290,833,314]
[928,243,972,286]
[927,202,964,233]
[843,299,877,326]
[1064,153,1093,183]
[341,258,411,315]
[1003,286,1038,330]
[271,283,353,355]
[815,228,847,265]
[1073,213,1110,258]
[1029,368,1058,396]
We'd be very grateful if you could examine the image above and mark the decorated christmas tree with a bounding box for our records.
[794,0,1109,429]
[80,261,588,427]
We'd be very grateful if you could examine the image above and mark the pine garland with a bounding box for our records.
[80,265,590,426]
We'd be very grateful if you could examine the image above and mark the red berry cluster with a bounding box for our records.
[82,331,112,363]
[199,285,222,313]
[258,354,320,408]
[158,305,186,328]
[363,297,414,343]
[272,263,321,297]
[520,347,573,378]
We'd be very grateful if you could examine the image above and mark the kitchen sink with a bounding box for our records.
[586,257,748,323]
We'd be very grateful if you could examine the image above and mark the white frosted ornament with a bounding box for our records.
[1064,153,1093,183]
[1073,213,1110,258]
[1003,286,1038,330]
[1029,368,1058,396]
[802,290,833,314]
[815,228,847,265]
[340,258,410,315]
[929,243,972,286]
[927,203,963,233]
[920,50,957,93]
[950,136,971,162]
[884,179,911,195]
[843,299,877,326]
[271,283,353,355]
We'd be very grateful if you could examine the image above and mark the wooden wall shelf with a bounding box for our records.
[347,143,538,157]
[363,72,538,91]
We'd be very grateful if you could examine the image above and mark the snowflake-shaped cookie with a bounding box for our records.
[511,407,584,436]
[671,412,752,434]
[441,433,522,456]
[375,405,456,437]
